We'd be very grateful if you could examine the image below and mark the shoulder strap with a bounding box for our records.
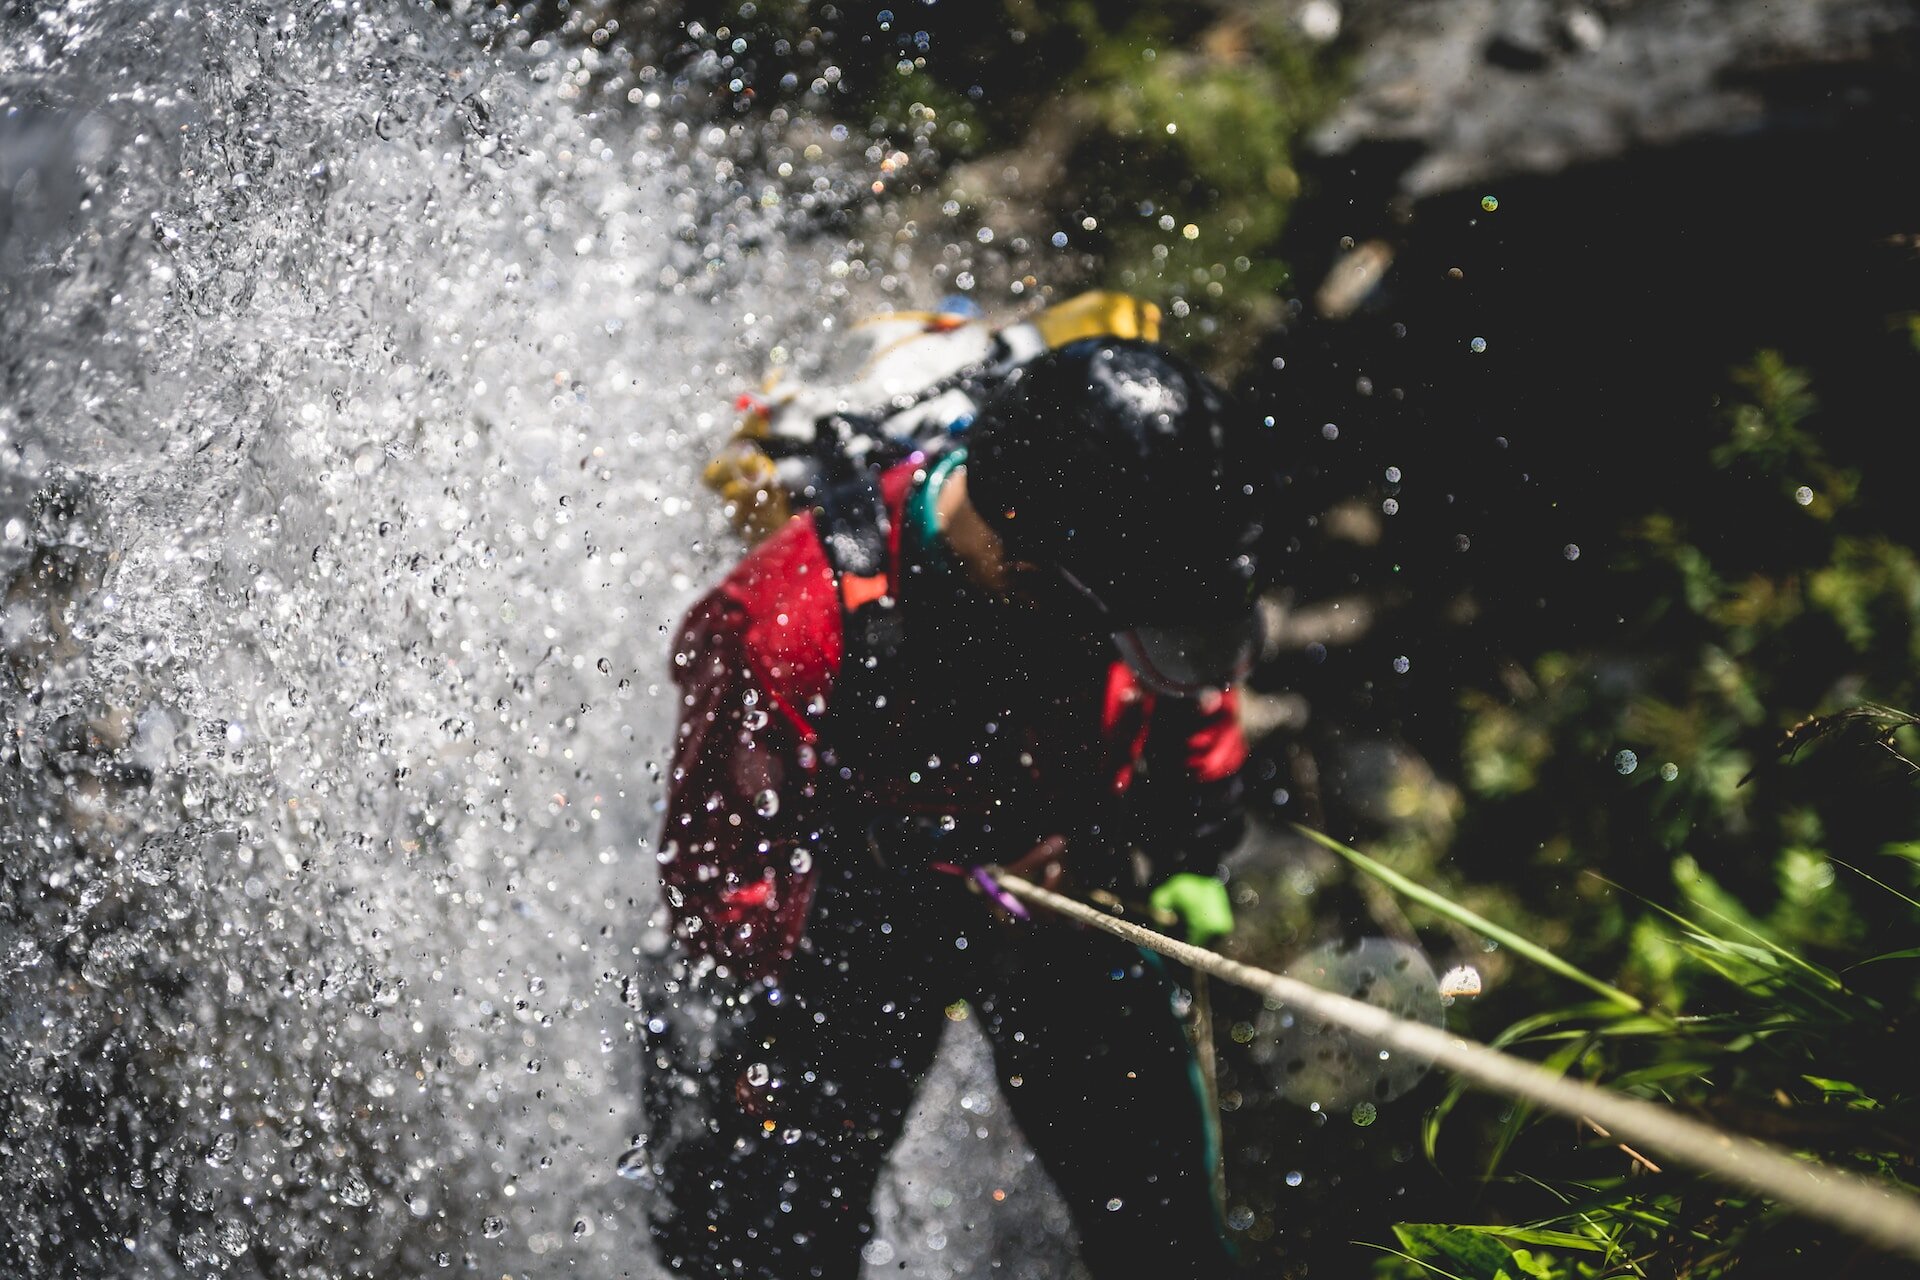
[808,425,906,668]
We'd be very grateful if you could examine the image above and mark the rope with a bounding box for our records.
[991,872,1920,1264]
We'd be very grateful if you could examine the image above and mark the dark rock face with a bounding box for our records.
[1315,0,1920,196]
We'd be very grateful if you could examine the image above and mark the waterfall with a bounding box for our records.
[1,2,1075,1275]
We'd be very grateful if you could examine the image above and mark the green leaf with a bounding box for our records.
[1606,1060,1718,1096]
[1486,1034,1598,1178]
[1800,1074,1881,1108]
[1879,841,1920,866]
[1680,932,1780,968]
[1293,825,1646,1012]
[1469,1226,1607,1253]
[1855,947,1920,966]
[1359,1241,1471,1280]
[1424,1076,1470,1165]
[1830,857,1920,913]
[1505,1248,1562,1279]
[1671,858,1845,990]
[1392,1224,1517,1280]
[1609,873,1855,1014]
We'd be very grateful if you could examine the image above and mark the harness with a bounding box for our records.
[748,293,1169,875]
[805,415,918,672]
[804,451,1146,883]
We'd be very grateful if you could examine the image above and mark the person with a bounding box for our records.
[644,337,1274,1279]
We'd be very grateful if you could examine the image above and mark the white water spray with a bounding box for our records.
[1,3,1072,1275]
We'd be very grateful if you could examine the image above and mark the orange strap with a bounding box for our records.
[840,572,889,612]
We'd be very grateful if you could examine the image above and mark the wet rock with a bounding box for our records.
[1316,0,1920,195]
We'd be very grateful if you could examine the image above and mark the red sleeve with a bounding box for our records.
[658,590,818,981]
[1181,687,1250,783]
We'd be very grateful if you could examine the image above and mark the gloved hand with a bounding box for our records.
[1149,872,1235,947]
[985,835,1069,924]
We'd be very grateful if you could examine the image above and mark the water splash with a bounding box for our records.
[1,2,1071,1275]
[1252,937,1443,1110]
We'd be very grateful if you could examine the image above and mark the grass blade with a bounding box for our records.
[1830,856,1920,912]
[1293,824,1646,1013]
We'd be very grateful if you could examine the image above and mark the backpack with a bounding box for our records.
[703,290,1163,555]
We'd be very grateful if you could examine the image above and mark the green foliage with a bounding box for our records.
[1379,1221,1602,1279]
[1425,352,1920,1000]
[1350,819,1920,1277]
[627,0,1347,364]
[1047,6,1342,360]
[1298,826,1644,1013]
[1351,353,1920,1275]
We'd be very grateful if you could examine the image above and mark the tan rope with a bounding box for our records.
[992,872,1920,1264]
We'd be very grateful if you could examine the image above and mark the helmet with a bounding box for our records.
[965,338,1271,695]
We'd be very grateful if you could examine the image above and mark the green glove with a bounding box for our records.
[1150,873,1235,947]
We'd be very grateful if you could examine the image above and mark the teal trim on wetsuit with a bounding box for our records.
[904,445,967,572]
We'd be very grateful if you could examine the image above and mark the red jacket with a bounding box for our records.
[659,462,1248,979]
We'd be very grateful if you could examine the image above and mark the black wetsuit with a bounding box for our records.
[644,453,1238,1278]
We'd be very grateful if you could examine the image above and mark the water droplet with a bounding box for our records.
[1227,1205,1255,1230]
[746,1061,771,1087]
[1105,1197,1124,1211]
[1794,485,1814,506]
[1481,195,1499,212]
[1392,656,1410,674]
[1660,761,1679,782]
[1256,938,1441,1108]
[616,1145,649,1181]
[1438,965,1482,998]
[339,1171,372,1207]
[1351,1101,1377,1126]
[1563,543,1581,561]
[1285,1170,1304,1187]
[1469,336,1487,354]
[753,789,780,818]
[482,1216,507,1239]
[1614,749,1639,775]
